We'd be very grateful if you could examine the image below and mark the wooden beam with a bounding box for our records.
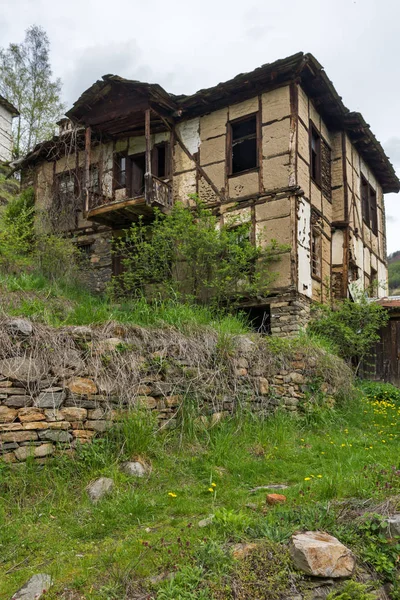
[145,108,152,205]
[84,126,91,215]
[151,108,224,202]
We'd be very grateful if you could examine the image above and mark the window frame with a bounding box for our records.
[152,142,170,179]
[310,122,322,187]
[311,228,322,281]
[114,153,128,191]
[361,174,378,236]
[227,112,260,177]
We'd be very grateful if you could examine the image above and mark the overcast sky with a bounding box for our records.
[1,0,399,253]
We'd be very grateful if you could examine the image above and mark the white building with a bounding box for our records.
[0,95,18,163]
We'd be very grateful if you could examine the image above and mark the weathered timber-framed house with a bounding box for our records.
[17,52,400,335]
[0,95,18,163]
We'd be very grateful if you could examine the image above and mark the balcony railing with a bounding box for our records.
[86,175,172,217]
[145,174,173,209]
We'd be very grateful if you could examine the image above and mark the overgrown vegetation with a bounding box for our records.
[1,381,400,598]
[111,198,287,308]
[388,255,400,294]
[308,295,388,373]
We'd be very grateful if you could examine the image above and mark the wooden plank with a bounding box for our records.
[84,127,91,214]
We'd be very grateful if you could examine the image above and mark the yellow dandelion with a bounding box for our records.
[317,475,323,478]
[211,483,217,487]
[304,477,311,481]
[208,488,214,493]
[168,492,177,498]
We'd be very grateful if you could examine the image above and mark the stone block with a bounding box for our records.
[15,443,54,461]
[66,377,98,395]
[38,430,72,443]
[18,407,46,422]
[22,421,49,430]
[0,430,38,442]
[0,357,42,383]
[35,389,66,409]
[0,406,17,423]
[83,420,112,432]
[135,396,156,409]
[60,407,87,421]
[47,421,71,430]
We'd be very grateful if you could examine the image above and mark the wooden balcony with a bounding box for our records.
[86,175,172,227]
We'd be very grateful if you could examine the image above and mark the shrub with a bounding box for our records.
[34,233,80,282]
[308,296,388,373]
[358,380,400,405]
[326,581,375,600]
[110,197,287,308]
[0,186,35,271]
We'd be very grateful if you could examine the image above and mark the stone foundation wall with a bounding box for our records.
[0,319,348,463]
[269,292,312,337]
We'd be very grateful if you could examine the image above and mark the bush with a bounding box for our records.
[308,296,388,373]
[111,197,287,307]
[34,233,80,282]
[357,380,400,405]
[0,186,35,271]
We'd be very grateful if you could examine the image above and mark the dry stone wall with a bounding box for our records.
[0,318,351,463]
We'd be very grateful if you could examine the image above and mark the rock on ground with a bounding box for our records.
[121,461,148,477]
[87,477,114,503]
[290,531,355,578]
[11,573,52,599]
[7,319,33,336]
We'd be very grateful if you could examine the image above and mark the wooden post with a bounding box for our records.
[145,108,151,204]
[84,126,91,214]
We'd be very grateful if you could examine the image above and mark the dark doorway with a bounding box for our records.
[128,153,146,197]
[240,305,271,334]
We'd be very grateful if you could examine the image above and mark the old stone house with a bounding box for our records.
[0,95,18,163]
[17,52,400,335]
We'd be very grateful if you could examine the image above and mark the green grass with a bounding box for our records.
[2,383,400,598]
[0,272,249,334]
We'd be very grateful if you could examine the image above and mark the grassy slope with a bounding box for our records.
[0,272,248,334]
[1,383,400,599]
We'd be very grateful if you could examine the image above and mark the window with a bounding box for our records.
[115,154,127,189]
[229,114,258,175]
[56,171,76,202]
[152,143,169,179]
[361,175,378,235]
[310,125,321,186]
[89,165,100,194]
[311,229,322,279]
[77,240,93,258]
[370,267,378,295]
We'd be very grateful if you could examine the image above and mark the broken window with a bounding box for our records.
[115,154,127,189]
[320,139,332,201]
[152,143,169,179]
[311,229,322,279]
[370,267,378,295]
[56,171,76,202]
[361,175,378,235]
[310,125,321,186]
[229,114,258,175]
[89,165,100,194]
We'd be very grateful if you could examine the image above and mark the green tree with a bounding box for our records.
[0,25,65,157]
[111,198,286,307]
[308,295,388,373]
